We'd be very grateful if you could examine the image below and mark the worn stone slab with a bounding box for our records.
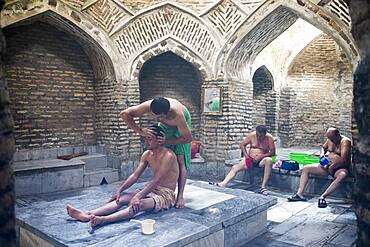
[328,224,357,246]
[333,208,357,225]
[247,236,301,247]
[267,201,311,223]
[182,185,235,210]
[274,219,344,246]
[16,180,276,247]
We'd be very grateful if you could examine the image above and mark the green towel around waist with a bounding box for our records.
[158,108,192,170]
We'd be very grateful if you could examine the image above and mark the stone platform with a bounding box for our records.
[16,180,276,247]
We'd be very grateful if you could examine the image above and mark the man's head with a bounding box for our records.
[256,125,267,141]
[326,127,341,144]
[145,125,165,150]
[150,97,170,121]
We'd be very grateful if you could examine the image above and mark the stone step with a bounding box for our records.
[78,154,108,170]
[14,159,85,196]
[83,168,119,187]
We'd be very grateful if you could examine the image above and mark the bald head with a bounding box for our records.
[326,128,341,143]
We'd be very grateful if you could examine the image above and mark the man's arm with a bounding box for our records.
[116,152,149,195]
[164,114,192,145]
[321,140,329,157]
[240,133,252,158]
[329,140,351,170]
[119,100,153,136]
[260,135,276,159]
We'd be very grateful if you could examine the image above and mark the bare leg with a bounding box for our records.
[219,161,246,187]
[260,157,272,189]
[175,154,187,209]
[66,192,135,221]
[90,198,155,228]
[297,164,328,197]
[321,169,348,198]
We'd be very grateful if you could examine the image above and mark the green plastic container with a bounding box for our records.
[289,152,310,163]
[289,152,319,166]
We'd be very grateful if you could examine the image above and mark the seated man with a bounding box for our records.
[210,125,276,195]
[288,127,351,208]
[66,125,179,228]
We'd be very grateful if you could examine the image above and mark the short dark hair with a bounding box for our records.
[256,125,267,134]
[150,97,170,115]
[150,125,164,138]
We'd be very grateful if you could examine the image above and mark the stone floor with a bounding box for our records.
[228,182,357,247]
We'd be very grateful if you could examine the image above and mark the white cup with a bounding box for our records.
[131,219,156,235]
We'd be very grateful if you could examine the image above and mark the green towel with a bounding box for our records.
[158,108,192,170]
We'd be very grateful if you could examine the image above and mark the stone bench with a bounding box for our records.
[224,157,354,199]
[14,158,85,196]
[16,180,277,247]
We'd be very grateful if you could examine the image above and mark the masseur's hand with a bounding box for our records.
[140,128,156,138]
[129,196,141,215]
[108,190,120,204]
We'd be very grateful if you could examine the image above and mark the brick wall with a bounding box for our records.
[4,22,97,150]
[0,23,16,246]
[282,33,352,146]
[139,52,201,140]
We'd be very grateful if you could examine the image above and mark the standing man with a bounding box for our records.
[120,96,192,208]
[288,127,351,208]
[210,125,276,195]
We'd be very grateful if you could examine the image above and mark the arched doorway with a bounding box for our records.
[4,21,97,150]
[139,51,202,141]
[252,66,277,136]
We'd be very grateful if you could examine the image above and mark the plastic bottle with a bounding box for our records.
[320,155,330,168]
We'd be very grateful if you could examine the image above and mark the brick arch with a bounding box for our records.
[130,37,211,80]
[282,33,353,146]
[219,0,358,82]
[110,2,221,73]
[252,65,274,91]
[1,2,123,81]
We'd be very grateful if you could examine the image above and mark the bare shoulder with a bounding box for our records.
[163,147,177,160]
[248,131,256,137]
[141,150,153,159]
[266,133,274,140]
[342,136,352,146]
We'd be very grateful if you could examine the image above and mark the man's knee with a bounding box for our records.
[335,170,348,181]
[260,157,272,167]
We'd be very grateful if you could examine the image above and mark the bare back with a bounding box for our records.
[156,98,186,127]
[145,148,179,191]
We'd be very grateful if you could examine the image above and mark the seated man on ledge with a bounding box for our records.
[210,125,276,195]
[288,127,351,208]
[66,125,179,228]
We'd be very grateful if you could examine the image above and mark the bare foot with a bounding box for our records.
[90,215,105,228]
[66,204,91,222]
[175,198,185,209]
